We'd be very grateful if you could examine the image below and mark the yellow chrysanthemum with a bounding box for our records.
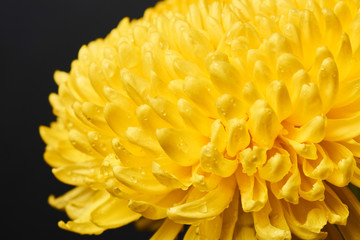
[40,0,360,239]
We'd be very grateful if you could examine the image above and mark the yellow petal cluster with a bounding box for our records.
[40,0,360,239]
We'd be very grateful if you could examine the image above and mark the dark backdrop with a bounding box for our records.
[1,0,159,239]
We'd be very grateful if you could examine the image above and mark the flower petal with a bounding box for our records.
[248,100,281,148]
[302,144,334,180]
[236,169,268,212]
[200,142,239,177]
[288,115,326,144]
[320,184,349,225]
[220,188,239,240]
[265,80,292,121]
[150,219,183,240]
[113,166,171,195]
[152,160,192,190]
[226,118,251,157]
[322,142,355,187]
[259,149,291,182]
[325,111,360,141]
[91,197,141,228]
[177,98,213,136]
[167,177,235,224]
[282,199,328,240]
[253,196,291,240]
[240,146,267,176]
[316,57,339,112]
[210,119,227,153]
[334,186,360,239]
[216,94,246,121]
[156,128,205,166]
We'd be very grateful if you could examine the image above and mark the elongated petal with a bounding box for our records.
[259,151,291,182]
[334,186,360,239]
[152,161,192,190]
[167,177,236,224]
[236,169,268,212]
[265,80,292,121]
[248,100,281,148]
[113,166,171,195]
[288,115,326,143]
[216,94,246,120]
[210,119,227,153]
[285,138,318,160]
[322,142,355,187]
[282,199,328,240]
[325,112,360,141]
[200,142,238,177]
[320,184,349,225]
[253,198,291,240]
[220,188,239,240]
[48,186,90,210]
[302,144,334,180]
[156,128,205,166]
[177,99,213,136]
[52,162,100,186]
[91,197,141,228]
[150,219,183,240]
[227,118,251,157]
[208,60,243,95]
[316,57,339,112]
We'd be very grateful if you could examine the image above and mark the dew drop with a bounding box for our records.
[177,137,188,153]
[195,226,200,235]
[113,187,121,195]
[200,203,208,213]
[130,176,138,183]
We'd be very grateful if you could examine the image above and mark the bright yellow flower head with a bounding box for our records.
[40,0,360,239]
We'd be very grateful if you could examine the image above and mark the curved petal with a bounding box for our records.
[248,100,281,148]
[167,177,236,224]
[200,142,238,177]
[226,118,251,157]
[91,197,141,228]
[150,219,183,240]
[216,94,246,121]
[113,166,171,195]
[220,188,239,240]
[191,164,222,192]
[178,98,213,136]
[265,80,292,121]
[299,168,325,201]
[322,142,355,187]
[52,162,101,186]
[253,196,291,240]
[325,112,360,141]
[320,184,349,225]
[259,149,291,182]
[282,199,328,240]
[239,146,267,176]
[156,128,205,166]
[334,186,360,239]
[59,191,109,235]
[302,144,334,180]
[288,115,326,144]
[285,138,318,160]
[236,169,268,212]
[270,146,300,204]
[210,119,227,153]
[316,57,339,112]
[152,160,192,190]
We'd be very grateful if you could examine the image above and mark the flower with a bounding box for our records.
[40,0,360,239]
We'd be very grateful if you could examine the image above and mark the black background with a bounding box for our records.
[1,0,159,239]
